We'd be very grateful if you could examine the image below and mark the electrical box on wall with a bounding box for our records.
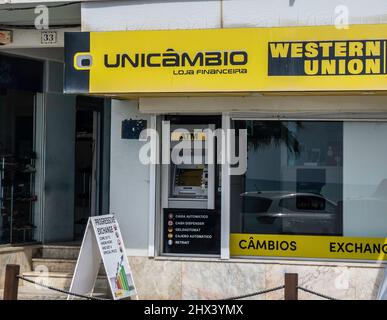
[121,119,147,140]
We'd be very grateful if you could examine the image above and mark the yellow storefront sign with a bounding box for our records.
[64,24,387,94]
[230,233,387,261]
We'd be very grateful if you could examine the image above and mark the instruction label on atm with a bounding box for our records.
[163,209,220,255]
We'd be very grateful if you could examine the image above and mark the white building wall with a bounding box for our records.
[81,0,221,31]
[82,0,387,31]
[0,2,80,49]
[222,0,387,28]
[109,99,151,256]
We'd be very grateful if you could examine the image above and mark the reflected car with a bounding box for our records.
[240,191,340,235]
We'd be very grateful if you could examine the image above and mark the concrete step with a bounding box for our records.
[32,258,77,273]
[36,245,81,260]
[32,258,106,275]
[21,271,108,292]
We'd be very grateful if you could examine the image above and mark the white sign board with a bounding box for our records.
[68,214,137,300]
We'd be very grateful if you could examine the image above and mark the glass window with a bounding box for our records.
[231,120,387,246]
[230,119,387,262]
[343,122,387,237]
[231,120,344,237]
[0,90,36,244]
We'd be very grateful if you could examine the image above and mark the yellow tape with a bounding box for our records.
[230,233,387,261]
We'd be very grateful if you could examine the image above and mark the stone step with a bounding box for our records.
[36,245,81,260]
[32,258,77,273]
[32,258,106,275]
[21,271,108,292]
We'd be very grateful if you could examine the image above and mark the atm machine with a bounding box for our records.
[169,163,211,208]
[162,124,215,210]
[162,123,220,255]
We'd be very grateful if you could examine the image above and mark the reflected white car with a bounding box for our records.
[241,191,340,235]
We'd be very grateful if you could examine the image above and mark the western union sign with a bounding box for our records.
[64,24,387,94]
[230,233,387,261]
[268,40,385,76]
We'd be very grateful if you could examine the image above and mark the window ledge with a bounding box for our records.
[153,255,387,268]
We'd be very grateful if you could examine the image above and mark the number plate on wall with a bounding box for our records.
[41,31,57,45]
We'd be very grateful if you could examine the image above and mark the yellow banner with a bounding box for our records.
[65,24,387,94]
[230,233,387,261]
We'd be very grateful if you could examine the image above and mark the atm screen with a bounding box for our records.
[176,169,203,187]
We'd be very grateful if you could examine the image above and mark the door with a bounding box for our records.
[74,107,101,240]
[74,96,104,240]
[43,93,76,242]
[91,110,101,216]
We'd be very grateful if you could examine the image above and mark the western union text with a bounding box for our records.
[268,40,386,76]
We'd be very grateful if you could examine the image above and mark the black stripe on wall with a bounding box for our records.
[64,32,90,93]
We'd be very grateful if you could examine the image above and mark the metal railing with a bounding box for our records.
[3,264,108,300]
[221,273,339,300]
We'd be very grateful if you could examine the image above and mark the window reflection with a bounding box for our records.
[231,121,343,236]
